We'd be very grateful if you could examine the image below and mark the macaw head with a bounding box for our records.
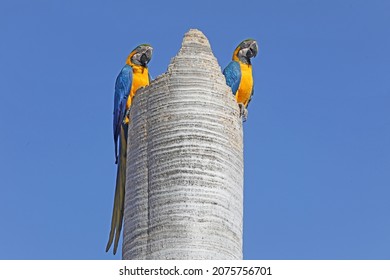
[126,44,153,67]
[233,39,258,64]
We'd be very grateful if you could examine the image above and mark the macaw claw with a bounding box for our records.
[238,103,248,122]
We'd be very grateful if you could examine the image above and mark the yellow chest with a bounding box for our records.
[236,63,253,106]
[126,66,149,110]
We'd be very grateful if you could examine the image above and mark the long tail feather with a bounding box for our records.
[106,124,128,254]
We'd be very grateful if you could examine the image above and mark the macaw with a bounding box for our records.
[223,39,258,121]
[106,44,153,255]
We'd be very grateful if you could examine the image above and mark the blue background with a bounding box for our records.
[0,0,389,259]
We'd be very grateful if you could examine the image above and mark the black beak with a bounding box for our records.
[140,54,148,66]
[247,41,258,58]
[140,47,153,66]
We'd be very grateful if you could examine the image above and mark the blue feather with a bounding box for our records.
[113,65,132,163]
[223,61,241,95]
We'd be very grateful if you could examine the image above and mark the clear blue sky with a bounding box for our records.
[0,0,389,260]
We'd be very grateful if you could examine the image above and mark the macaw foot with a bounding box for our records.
[122,109,131,125]
[238,103,248,122]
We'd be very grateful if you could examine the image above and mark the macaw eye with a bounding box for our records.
[240,42,248,49]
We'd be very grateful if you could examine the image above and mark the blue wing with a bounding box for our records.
[223,61,241,95]
[113,65,132,164]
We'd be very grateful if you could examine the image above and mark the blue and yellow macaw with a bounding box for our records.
[106,44,153,255]
[223,39,258,121]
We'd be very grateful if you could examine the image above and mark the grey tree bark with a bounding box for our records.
[122,29,244,260]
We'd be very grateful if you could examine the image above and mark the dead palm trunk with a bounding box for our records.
[122,29,244,259]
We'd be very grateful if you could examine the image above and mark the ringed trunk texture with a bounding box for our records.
[123,29,244,260]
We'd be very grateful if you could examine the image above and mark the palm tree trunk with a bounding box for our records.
[122,29,244,259]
